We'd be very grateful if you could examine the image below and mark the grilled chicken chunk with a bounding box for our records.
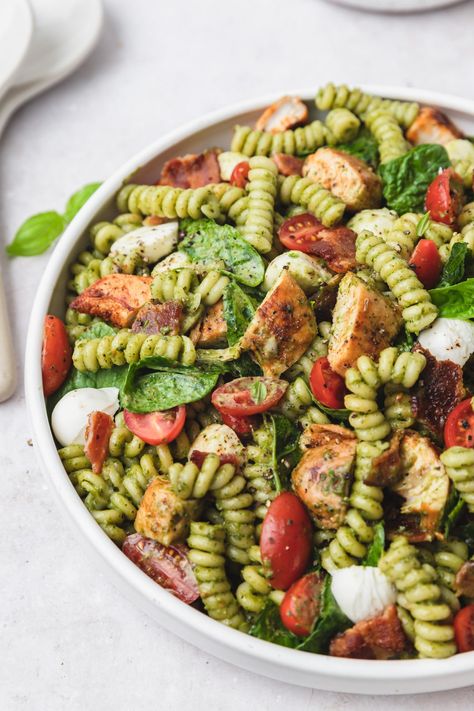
[255,96,308,134]
[135,476,201,546]
[70,274,152,328]
[241,271,316,377]
[190,301,228,347]
[406,106,463,146]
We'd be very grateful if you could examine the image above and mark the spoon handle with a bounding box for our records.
[0,267,17,402]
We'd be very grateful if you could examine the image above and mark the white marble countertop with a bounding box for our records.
[2,0,474,708]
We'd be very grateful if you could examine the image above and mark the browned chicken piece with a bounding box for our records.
[406,107,463,146]
[303,148,382,211]
[455,560,474,597]
[255,96,308,134]
[159,149,220,189]
[134,476,202,546]
[330,605,406,660]
[189,301,228,347]
[389,431,450,542]
[292,424,357,529]
[131,301,183,335]
[70,274,152,329]
[241,271,316,377]
[327,272,403,377]
[272,153,304,176]
[364,432,403,487]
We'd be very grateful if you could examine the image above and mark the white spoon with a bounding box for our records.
[0,0,103,402]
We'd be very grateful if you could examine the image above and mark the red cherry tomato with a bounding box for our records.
[309,357,346,409]
[280,572,324,636]
[211,377,288,417]
[220,411,258,436]
[42,315,72,396]
[278,213,325,253]
[122,533,199,604]
[454,604,474,653]
[444,398,474,448]
[408,238,442,289]
[124,406,186,446]
[230,161,250,188]
[425,168,463,226]
[260,492,313,590]
[84,411,114,474]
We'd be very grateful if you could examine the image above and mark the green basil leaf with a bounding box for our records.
[179,219,265,286]
[437,242,470,288]
[362,522,385,566]
[380,144,450,214]
[249,599,300,648]
[250,380,267,405]
[416,212,431,237]
[6,211,65,256]
[312,397,350,422]
[297,576,351,654]
[429,278,474,319]
[337,127,379,168]
[223,281,256,346]
[63,182,102,223]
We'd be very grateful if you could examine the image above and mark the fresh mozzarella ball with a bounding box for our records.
[418,318,474,368]
[263,252,331,293]
[52,387,120,447]
[110,222,179,265]
[189,424,245,466]
[218,151,248,181]
[331,566,396,623]
[347,208,398,238]
[151,250,192,275]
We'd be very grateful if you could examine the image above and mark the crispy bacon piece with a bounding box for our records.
[412,345,465,440]
[159,150,220,189]
[455,561,474,598]
[70,274,152,328]
[84,411,114,474]
[406,107,463,146]
[189,301,227,347]
[330,605,406,660]
[255,96,308,134]
[365,432,403,487]
[132,301,182,336]
[272,153,304,176]
[143,215,169,227]
[189,450,240,469]
[308,226,357,273]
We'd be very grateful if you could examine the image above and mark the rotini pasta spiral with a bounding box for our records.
[365,110,409,164]
[243,424,275,535]
[187,522,248,630]
[325,108,360,144]
[285,325,330,380]
[238,156,278,254]
[315,83,419,129]
[276,377,329,425]
[69,251,116,294]
[384,384,415,430]
[72,330,196,371]
[379,536,456,659]
[431,540,468,613]
[90,213,142,255]
[356,230,438,333]
[64,308,94,343]
[58,444,90,474]
[117,184,223,221]
[210,183,247,220]
[151,267,230,307]
[278,175,346,228]
[169,453,256,565]
[231,121,328,157]
[440,447,474,512]
[383,213,453,260]
[236,545,284,614]
[439,202,474,262]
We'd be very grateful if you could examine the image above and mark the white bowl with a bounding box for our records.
[25,85,474,694]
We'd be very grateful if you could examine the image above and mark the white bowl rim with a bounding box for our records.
[25,84,474,692]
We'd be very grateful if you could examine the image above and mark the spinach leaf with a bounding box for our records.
[227,353,262,377]
[179,219,265,286]
[362,522,385,566]
[441,488,466,538]
[249,599,300,648]
[438,242,470,288]
[297,576,351,654]
[459,522,474,553]
[337,127,379,168]
[380,145,450,214]
[429,278,474,319]
[77,321,117,341]
[122,357,219,413]
[269,414,301,493]
[312,398,350,422]
[223,281,256,346]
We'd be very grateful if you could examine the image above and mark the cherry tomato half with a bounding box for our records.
[260,492,313,590]
[278,213,325,253]
[42,315,72,396]
[122,533,199,604]
[84,411,114,474]
[444,398,474,448]
[230,161,250,188]
[310,357,346,409]
[425,168,463,226]
[211,377,288,417]
[280,572,324,637]
[220,411,258,437]
[124,406,186,446]
[408,239,442,289]
[454,604,474,653]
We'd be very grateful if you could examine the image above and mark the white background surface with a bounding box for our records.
[2,0,474,709]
